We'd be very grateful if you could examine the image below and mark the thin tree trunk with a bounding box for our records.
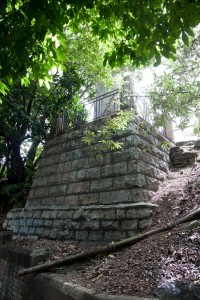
[18,208,200,277]
[12,144,25,183]
[0,153,9,178]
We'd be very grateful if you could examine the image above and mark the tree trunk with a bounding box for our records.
[8,143,25,183]
[18,208,200,276]
[25,139,40,183]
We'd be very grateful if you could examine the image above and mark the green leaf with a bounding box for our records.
[182,32,189,46]
[44,79,50,90]
[0,81,9,95]
[38,79,44,87]
[184,27,194,37]
[21,77,30,86]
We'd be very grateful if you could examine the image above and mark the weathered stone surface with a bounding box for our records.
[4,203,158,242]
[101,220,119,230]
[75,231,89,241]
[57,229,75,240]
[155,282,200,300]
[81,220,100,230]
[77,167,101,180]
[71,158,88,171]
[72,149,83,160]
[57,195,79,206]
[62,171,77,183]
[33,210,42,218]
[126,208,152,219]
[152,168,166,181]
[44,220,53,227]
[48,174,62,185]
[121,220,138,229]
[78,193,99,205]
[57,161,71,173]
[28,227,36,234]
[41,210,52,219]
[144,176,159,191]
[72,209,85,220]
[33,219,44,226]
[99,191,112,204]
[68,181,91,194]
[91,178,112,192]
[103,210,116,220]
[36,165,58,177]
[101,190,133,205]
[49,184,68,196]
[170,145,198,168]
[57,210,73,219]
[39,197,56,206]
[53,219,67,227]
[88,231,104,241]
[90,210,105,220]
[35,227,45,235]
[138,218,153,229]
[113,174,146,190]
[116,209,126,219]
[26,219,34,226]
[32,177,48,187]
[50,210,58,218]
[45,144,62,156]
[3,115,171,242]
[101,162,127,177]
[39,157,53,167]
[68,221,81,230]
[111,147,139,163]
[88,154,111,168]
[34,187,49,198]
[194,139,200,148]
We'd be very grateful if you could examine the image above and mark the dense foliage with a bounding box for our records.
[0,0,200,94]
[147,28,200,131]
[0,66,83,207]
[0,29,114,207]
[1,1,200,208]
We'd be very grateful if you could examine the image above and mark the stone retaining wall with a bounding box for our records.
[4,113,172,242]
[3,203,157,241]
[170,142,199,168]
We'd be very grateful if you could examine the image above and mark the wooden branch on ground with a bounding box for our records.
[18,208,200,277]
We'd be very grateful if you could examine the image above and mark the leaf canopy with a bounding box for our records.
[0,0,200,92]
[147,28,200,131]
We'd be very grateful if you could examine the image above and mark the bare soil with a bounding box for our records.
[4,163,200,298]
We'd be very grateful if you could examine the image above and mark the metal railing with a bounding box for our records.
[56,89,167,137]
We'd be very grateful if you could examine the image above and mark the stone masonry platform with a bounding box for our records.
[3,203,158,241]
[4,113,171,242]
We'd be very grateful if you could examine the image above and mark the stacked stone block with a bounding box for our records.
[170,145,198,168]
[4,113,171,242]
[3,203,158,241]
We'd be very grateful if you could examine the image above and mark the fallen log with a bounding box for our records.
[18,208,200,276]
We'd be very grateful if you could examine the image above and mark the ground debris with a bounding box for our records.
[5,163,200,297]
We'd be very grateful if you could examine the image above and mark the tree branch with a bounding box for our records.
[18,208,200,276]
